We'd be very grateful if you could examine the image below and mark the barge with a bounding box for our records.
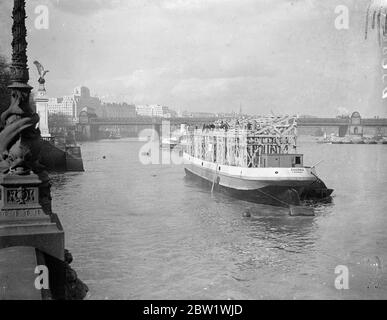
[183,116,333,207]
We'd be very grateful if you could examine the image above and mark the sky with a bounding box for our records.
[0,0,386,117]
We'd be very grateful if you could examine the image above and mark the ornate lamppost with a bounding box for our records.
[0,0,87,300]
[0,0,41,175]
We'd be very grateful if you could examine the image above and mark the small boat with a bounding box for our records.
[316,133,329,144]
[162,125,188,150]
[316,137,331,144]
[183,116,333,207]
[161,136,180,150]
[108,133,121,140]
[350,136,364,144]
[108,129,122,140]
[364,138,378,144]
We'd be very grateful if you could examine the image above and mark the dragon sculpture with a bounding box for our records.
[0,85,43,175]
[0,1,43,175]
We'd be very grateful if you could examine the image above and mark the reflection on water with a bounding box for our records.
[50,138,387,299]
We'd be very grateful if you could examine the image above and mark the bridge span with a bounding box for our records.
[76,111,387,141]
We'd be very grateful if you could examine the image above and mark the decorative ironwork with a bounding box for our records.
[10,0,30,87]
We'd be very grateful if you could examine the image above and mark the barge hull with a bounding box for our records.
[185,167,303,206]
[184,160,333,207]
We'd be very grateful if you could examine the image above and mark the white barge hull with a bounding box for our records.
[183,153,333,206]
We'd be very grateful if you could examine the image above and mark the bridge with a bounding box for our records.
[297,117,387,126]
[88,116,221,126]
[75,111,387,141]
[85,115,387,127]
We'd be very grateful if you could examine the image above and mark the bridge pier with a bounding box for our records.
[76,123,100,141]
[339,125,349,137]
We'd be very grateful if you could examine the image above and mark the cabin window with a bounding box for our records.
[295,156,301,165]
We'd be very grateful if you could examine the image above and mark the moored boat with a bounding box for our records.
[183,116,333,207]
[108,129,122,140]
[364,138,378,144]
[161,136,180,149]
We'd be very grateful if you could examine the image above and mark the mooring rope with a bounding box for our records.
[211,164,218,193]
[255,188,293,208]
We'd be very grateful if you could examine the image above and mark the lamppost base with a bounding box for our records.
[0,173,64,261]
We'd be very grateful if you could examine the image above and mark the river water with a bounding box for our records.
[50,137,387,299]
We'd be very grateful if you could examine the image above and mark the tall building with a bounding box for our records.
[47,86,101,121]
[47,96,77,119]
[73,86,102,117]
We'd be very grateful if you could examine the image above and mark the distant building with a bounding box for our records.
[73,86,101,117]
[47,96,77,119]
[183,111,218,118]
[98,103,136,119]
[217,112,236,119]
[49,87,176,120]
[136,104,170,118]
[177,110,191,118]
[135,105,152,117]
[48,86,101,121]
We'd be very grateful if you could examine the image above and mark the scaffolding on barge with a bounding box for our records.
[185,115,300,168]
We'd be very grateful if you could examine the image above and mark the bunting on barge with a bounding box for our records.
[183,115,333,207]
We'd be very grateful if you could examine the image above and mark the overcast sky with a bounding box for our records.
[0,0,385,116]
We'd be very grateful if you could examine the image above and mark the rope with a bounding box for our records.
[211,164,218,193]
[255,188,293,208]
